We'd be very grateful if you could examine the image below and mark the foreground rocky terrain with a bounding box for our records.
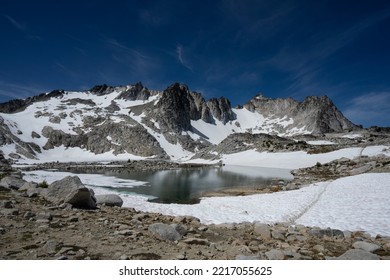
[1,154,389,260]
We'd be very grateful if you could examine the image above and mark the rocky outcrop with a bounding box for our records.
[0,152,12,173]
[193,133,309,159]
[155,83,236,133]
[244,94,360,134]
[89,84,114,95]
[206,97,236,124]
[155,83,196,133]
[0,90,64,114]
[0,176,27,190]
[41,117,168,158]
[116,82,150,101]
[0,116,40,159]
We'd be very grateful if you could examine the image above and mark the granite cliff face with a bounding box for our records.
[0,82,360,162]
[244,94,359,134]
[153,83,236,133]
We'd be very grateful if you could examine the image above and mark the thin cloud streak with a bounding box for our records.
[4,14,26,31]
[264,7,390,97]
[105,38,148,59]
[344,92,390,127]
[0,81,46,100]
[176,44,193,71]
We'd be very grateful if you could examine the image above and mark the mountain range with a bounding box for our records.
[0,82,361,162]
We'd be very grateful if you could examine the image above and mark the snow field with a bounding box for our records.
[23,170,390,237]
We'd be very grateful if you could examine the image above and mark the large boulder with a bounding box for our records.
[95,194,123,207]
[0,176,27,190]
[43,176,96,209]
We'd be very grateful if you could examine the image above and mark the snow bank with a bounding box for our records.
[119,173,390,237]
[220,145,389,169]
[306,140,335,145]
[23,170,390,237]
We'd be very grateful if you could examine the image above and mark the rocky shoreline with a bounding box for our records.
[1,154,390,260]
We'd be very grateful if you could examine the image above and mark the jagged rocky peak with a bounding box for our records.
[155,83,237,133]
[156,83,194,132]
[89,84,115,95]
[244,93,296,115]
[245,93,359,134]
[206,97,236,124]
[116,82,150,101]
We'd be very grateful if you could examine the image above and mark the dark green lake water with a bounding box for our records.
[87,165,293,204]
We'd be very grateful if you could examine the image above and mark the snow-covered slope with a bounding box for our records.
[0,82,361,163]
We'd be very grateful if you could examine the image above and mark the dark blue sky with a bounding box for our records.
[1,0,390,127]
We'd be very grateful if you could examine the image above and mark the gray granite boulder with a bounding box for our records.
[43,176,96,209]
[336,249,380,260]
[148,223,182,241]
[95,194,123,207]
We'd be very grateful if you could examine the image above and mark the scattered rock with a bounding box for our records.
[23,211,35,219]
[265,249,285,260]
[42,240,60,254]
[353,241,381,253]
[120,254,129,260]
[31,131,41,138]
[336,249,380,260]
[0,176,27,190]
[176,254,186,260]
[182,238,210,246]
[235,255,261,260]
[114,230,133,236]
[95,194,123,207]
[312,245,325,253]
[198,226,208,231]
[309,228,344,238]
[0,200,13,209]
[1,208,19,216]
[67,216,78,222]
[148,223,182,241]
[170,223,188,236]
[19,182,38,191]
[253,223,271,240]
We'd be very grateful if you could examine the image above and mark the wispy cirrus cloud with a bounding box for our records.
[344,92,390,127]
[3,14,26,31]
[264,7,390,98]
[0,80,46,101]
[176,44,193,72]
[102,37,163,86]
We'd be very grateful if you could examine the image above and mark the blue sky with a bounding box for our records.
[1,0,389,127]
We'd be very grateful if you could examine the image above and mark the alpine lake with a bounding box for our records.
[71,165,293,204]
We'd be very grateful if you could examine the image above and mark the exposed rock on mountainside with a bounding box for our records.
[0,81,363,161]
[245,94,360,134]
[0,90,64,114]
[193,133,309,160]
[41,118,168,158]
[116,82,150,101]
[0,117,40,159]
